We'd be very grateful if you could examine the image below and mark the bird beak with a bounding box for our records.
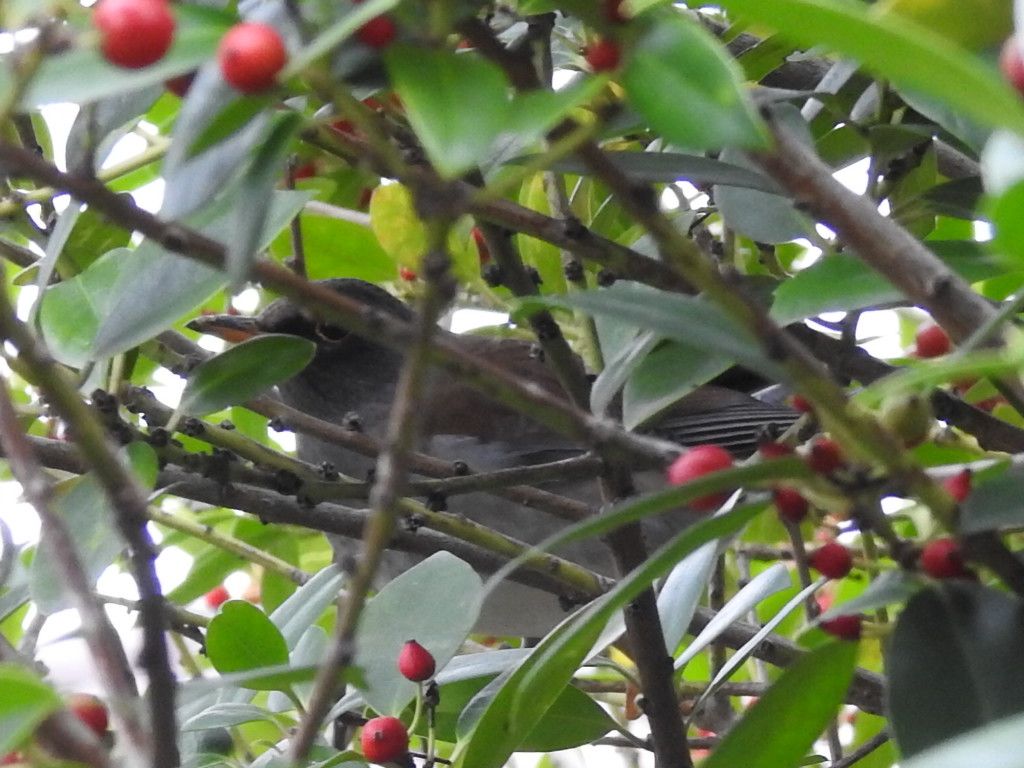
[186,314,263,344]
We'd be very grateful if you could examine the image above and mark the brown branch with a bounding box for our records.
[290,246,457,757]
[0,432,889,718]
[0,142,679,469]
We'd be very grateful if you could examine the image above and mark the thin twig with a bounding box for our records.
[0,286,178,768]
[0,374,145,763]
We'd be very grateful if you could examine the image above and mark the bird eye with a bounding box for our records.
[314,322,349,343]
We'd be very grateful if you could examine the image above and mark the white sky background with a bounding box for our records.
[0,101,917,764]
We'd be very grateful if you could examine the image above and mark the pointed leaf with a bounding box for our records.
[386,46,510,178]
[622,14,767,150]
[180,334,314,417]
[356,552,482,716]
[888,582,1024,756]
[702,641,857,768]
[675,563,793,667]
[206,600,290,679]
[454,503,765,768]
[900,713,1024,768]
[90,190,311,360]
[0,664,61,753]
[226,112,304,287]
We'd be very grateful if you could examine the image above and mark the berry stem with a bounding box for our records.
[407,681,425,738]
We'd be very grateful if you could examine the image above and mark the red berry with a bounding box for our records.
[165,71,195,97]
[1001,36,1024,94]
[218,22,288,94]
[471,227,491,264]
[585,38,621,72]
[920,537,967,579]
[361,716,409,763]
[758,440,793,460]
[204,584,230,609]
[666,444,734,512]
[357,16,398,49]
[809,541,853,579]
[773,487,809,523]
[67,693,109,737]
[399,266,417,282]
[291,162,317,181]
[914,324,951,358]
[397,639,436,682]
[2,754,22,765]
[819,614,862,640]
[943,469,972,502]
[93,0,175,69]
[807,438,844,475]
[790,394,813,414]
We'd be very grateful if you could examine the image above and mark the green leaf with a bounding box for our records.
[454,503,765,768]
[179,334,315,416]
[504,78,608,151]
[181,703,274,731]
[386,46,510,178]
[702,641,858,768]
[226,112,304,287]
[454,675,614,751]
[355,552,482,716]
[714,0,1024,136]
[20,5,230,107]
[715,147,810,243]
[522,283,787,383]
[31,443,156,613]
[623,340,733,430]
[369,183,429,271]
[187,662,325,692]
[206,600,290,680]
[164,545,242,606]
[818,570,923,620]
[269,564,345,649]
[657,540,721,653]
[692,579,823,719]
[0,664,61,753]
[90,189,311,360]
[675,563,793,668]
[38,247,127,366]
[900,712,1024,768]
[518,151,783,192]
[888,583,1024,756]
[771,242,1007,324]
[186,95,276,160]
[283,213,396,282]
[960,464,1024,532]
[622,14,767,150]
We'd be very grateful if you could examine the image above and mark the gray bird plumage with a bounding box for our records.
[195,279,798,635]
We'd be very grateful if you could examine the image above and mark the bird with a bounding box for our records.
[190,278,798,635]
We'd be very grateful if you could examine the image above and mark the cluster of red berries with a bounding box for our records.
[359,640,436,762]
[92,0,287,92]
